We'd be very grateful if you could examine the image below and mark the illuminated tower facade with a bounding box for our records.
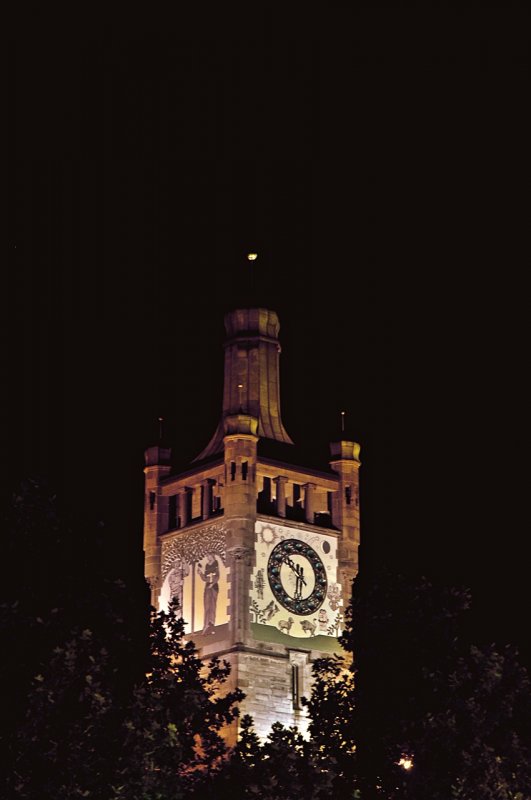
[143,308,361,741]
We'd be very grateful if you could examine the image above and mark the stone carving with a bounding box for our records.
[227,545,253,563]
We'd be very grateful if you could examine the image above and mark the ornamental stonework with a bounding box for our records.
[161,522,227,582]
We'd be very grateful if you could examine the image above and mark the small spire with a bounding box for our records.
[341,410,346,435]
[158,416,164,443]
[247,251,257,302]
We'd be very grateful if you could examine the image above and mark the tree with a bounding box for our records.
[304,654,358,798]
[417,643,531,800]
[305,568,531,800]
[2,478,150,751]
[202,715,337,800]
[4,481,244,798]
[9,600,243,800]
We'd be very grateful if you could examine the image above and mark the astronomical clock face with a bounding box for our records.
[267,539,327,615]
[251,521,343,640]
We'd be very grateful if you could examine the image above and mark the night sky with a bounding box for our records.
[8,11,529,665]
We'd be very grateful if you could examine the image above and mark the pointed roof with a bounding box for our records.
[193,308,293,461]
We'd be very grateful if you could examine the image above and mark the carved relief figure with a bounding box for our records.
[262,600,279,622]
[197,553,219,634]
[327,583,342,611]
[167,559,190,615]
[278,617,294,634]
[318,609,329,632]
[300,619,317,636]
[255,568,265,599]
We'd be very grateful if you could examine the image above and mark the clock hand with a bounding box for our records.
[282,556,307,586]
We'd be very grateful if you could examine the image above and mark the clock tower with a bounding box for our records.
[143,307,361,742]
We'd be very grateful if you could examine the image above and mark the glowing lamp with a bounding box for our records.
[247,253,258,261]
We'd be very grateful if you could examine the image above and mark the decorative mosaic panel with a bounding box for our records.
[251,520,343,639]
[160,523,228,635]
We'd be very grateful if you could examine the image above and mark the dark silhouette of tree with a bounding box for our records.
[304,654,358,797]
[305,568,531,799]
[3,482,242,799]
[10,600,243,800]
[2,478,150,744]
[202,715,336,800]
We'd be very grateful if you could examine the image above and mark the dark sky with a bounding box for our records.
[8,11,529,663]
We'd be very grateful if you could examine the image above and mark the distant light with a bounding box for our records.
[247,253,258,261]
[398,757,413,771]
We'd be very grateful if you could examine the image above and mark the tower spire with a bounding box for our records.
[193,307,293,461]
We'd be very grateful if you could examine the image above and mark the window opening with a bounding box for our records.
[168,495,177,528]
[292,664,301,709]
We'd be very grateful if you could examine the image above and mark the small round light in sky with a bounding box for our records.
[247,253,258,261]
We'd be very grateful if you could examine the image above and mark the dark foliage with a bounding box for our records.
[3,481,242,799]
[305,568,531,799]
[9,601,243,800]
[200,715,336,800]
[2,478,150,739]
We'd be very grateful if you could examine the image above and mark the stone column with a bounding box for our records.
[329,440,361,608]
[273,475,288,517]
[227,545,254,643]
[201,479,213,520]
[303,482,316,524]
[143,446,172,608]
[175,492,184,528]
[180,488,191,528]
[223,414,259,646]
